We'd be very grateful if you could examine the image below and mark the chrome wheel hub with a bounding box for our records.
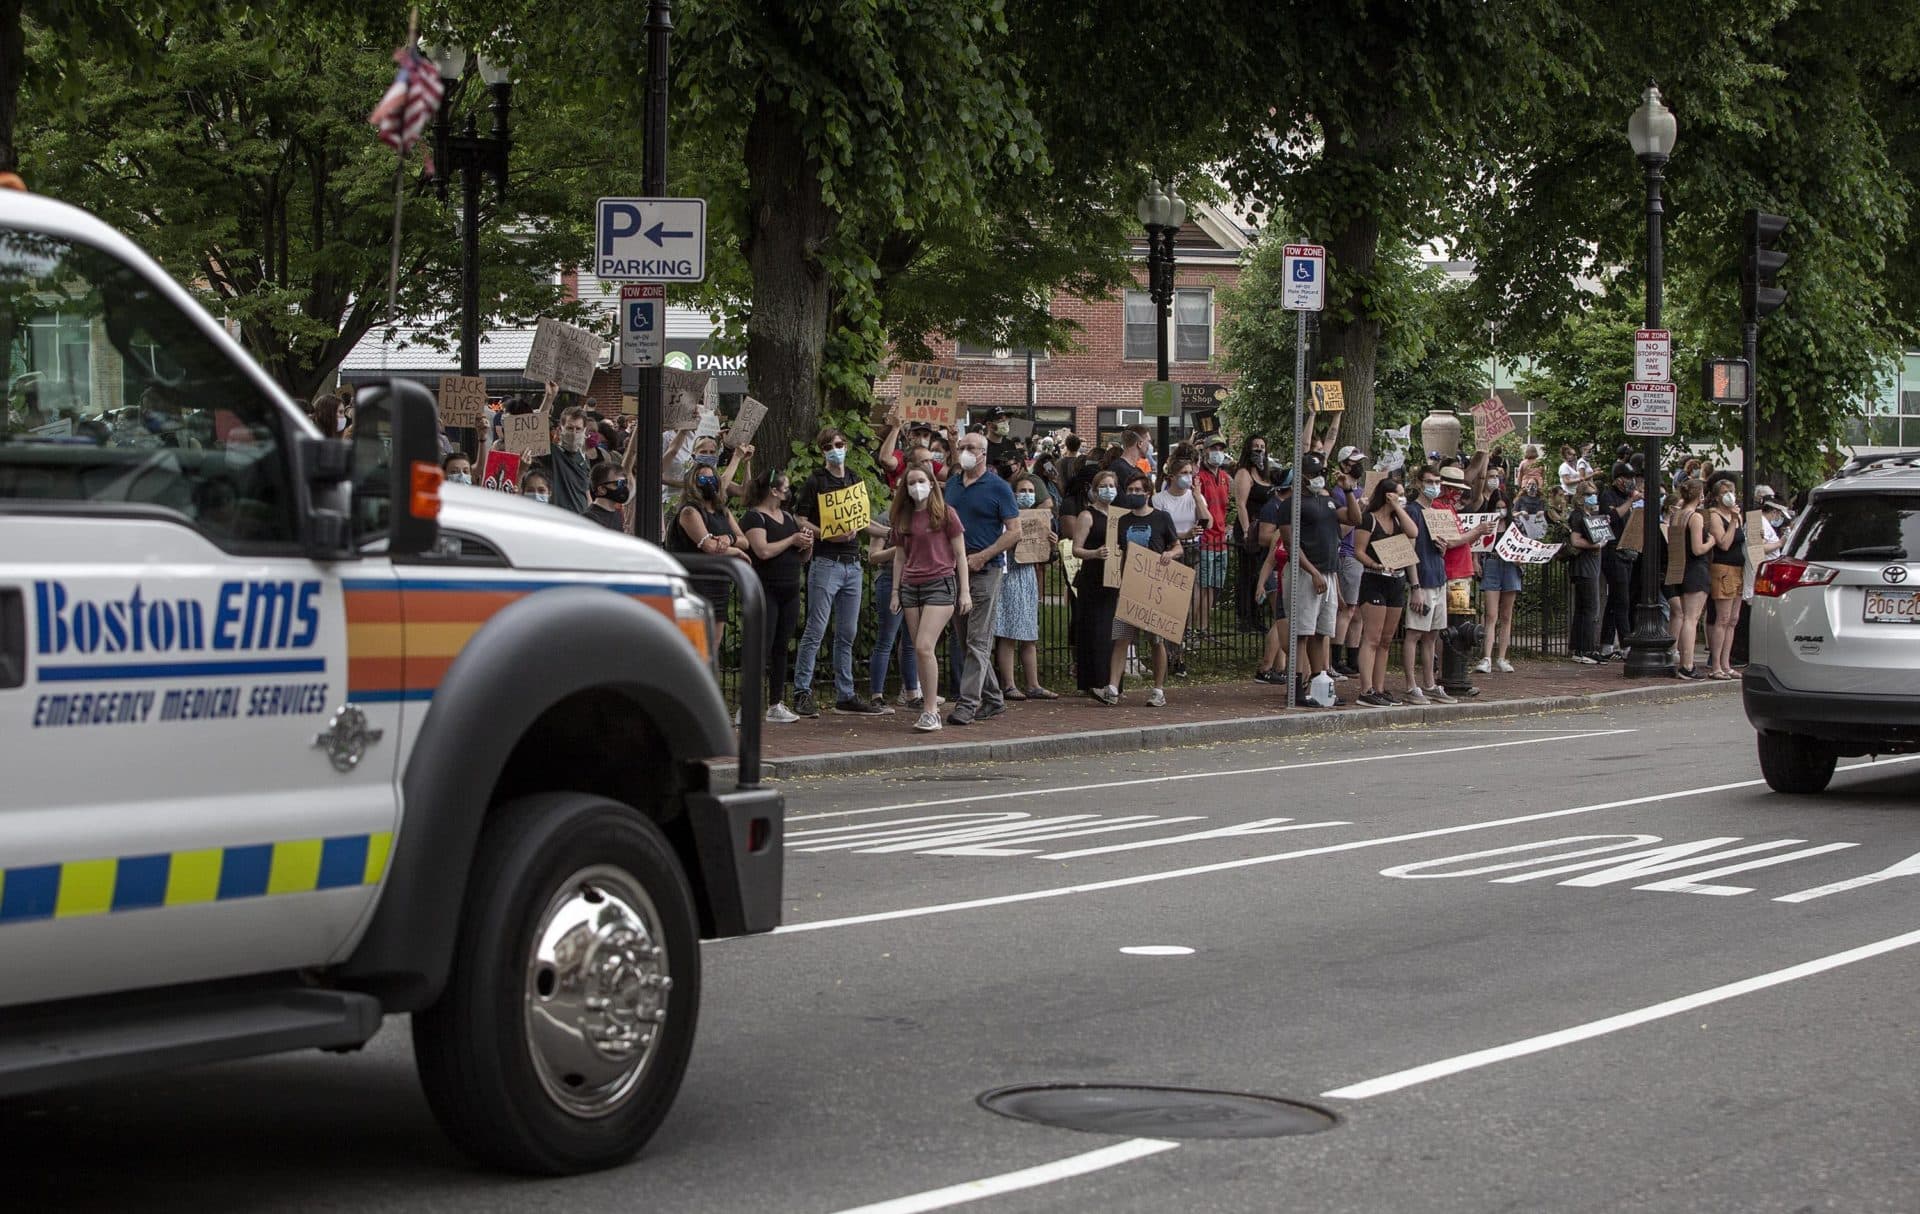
[523,864,671,1118]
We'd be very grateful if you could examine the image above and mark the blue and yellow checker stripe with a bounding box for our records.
[0,832,391,924]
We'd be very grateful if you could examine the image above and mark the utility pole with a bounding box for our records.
[635,0,674,541]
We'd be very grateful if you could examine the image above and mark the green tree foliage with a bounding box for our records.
[19,4,601,399]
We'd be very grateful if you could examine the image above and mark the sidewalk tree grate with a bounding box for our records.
[978,1083,1337,1140]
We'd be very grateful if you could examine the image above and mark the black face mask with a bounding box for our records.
[602,481,632,505]
[1116,492,1148,510]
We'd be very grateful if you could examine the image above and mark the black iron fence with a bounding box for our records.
[709,547,1575,706]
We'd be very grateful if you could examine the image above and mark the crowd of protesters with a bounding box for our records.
[314,379,1789,725]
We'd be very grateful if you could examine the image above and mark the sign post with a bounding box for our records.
[621,283,665,368]
[1281,242,1327,710]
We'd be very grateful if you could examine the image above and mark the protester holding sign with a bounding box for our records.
[1093,468,1179,707]
[889,465,969,733]
[1566,482,1608,664]
[945,432,1021,725]
[793,427,889,718]
[549,402,593,515]
[666,464,748,651]
[1474,472,1522,676]
[1351,476,1418,706]
[741,469,812,724]
[995,474,1057,702]
[1403,467,1455,704]
[1598,462,1642,662]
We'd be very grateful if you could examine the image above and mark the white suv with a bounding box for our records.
[1744,455,1920,792]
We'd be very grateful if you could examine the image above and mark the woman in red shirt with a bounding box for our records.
[889,466,970,732]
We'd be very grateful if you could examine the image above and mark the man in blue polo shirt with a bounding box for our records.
[945,431,1020,725]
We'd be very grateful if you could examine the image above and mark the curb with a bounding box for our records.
[712,679,1738,781]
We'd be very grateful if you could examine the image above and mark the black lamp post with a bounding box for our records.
[427,43,513,379]
[1623,82,1678,678]
[1137,181,1186,462]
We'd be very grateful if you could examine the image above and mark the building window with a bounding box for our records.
[954,341,1048,362]
[1123,289,1212,362]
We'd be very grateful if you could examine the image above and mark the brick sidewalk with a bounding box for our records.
[758,656,1728,763]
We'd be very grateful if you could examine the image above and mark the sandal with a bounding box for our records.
[1003,688,1028,701]
[1026,686,1059,700]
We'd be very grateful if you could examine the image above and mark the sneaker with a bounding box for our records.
[1571,653,1598,665]
[913,710,942,732]
[1473,657,1492,674]
[1496,658,1515,673]
[1330,667,1352,682]
[793,689,820,718]
[868,694,897,714]
[835,697,885,715]
[1254,669,1287,685]
[1403,686,1430,704]
[1146,687,1166,707]
[976,701,1006,721]
[1357,690,1391,707]
[765,703,800,724]
[1426,685,1457,704]
[895,688,918,707]
[1093,685,1120,705]
[947,706,977,725]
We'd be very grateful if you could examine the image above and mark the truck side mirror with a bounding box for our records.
[349,379,443,556]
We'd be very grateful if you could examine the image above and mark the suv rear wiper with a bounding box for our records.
[1836,545,1908,559]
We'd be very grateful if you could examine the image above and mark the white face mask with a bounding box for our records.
[1721,493,1737,508]
[1208,451,1226,467]
[908,481,931,502]
[958,450,980,471]
[1488,477,1501,490]
[447,472,471,485]
[1175,474,1192,490]
[529,491,550,503]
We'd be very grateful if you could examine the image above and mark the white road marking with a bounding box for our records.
[1320,924,1920,1101]
[1120,946,1195,956]
[788,731,1633,822]
[1776,848,1920,903]
[827,1137,1180,1214]
[771,755,1920,936]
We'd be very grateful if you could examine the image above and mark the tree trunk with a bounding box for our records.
[1318,209,1384,457]
[0,0,23,174]
[743,96,834,464]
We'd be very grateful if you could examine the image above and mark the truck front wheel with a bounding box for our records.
[1756,730,1838,795]
[413,792,700,1175]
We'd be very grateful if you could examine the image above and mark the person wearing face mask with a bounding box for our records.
[1703,477,1747,679]
[588,461,635,530]
[1150,457,1210,676]
[666,463,748,651]
[1194,438,1233,634]
[1070,469,1124,696]
[1351,474,1419,705]
[1474,466,1527,676]
[1094,469,1180,707]
[943,432,1022,725]
[888,466,968,731]
[995,474,1058,702]
[1278,454,1346,703]
[742,469,812,723]
[441,451,475,486]
[546,398,593,515]
[518,469,553,505]
[1330,445,1370,676]
[1596,462,1643,661]
[1402,466,1455,704]
[1232,435,1275,632]
[792,427,891,718]
[1566,480,1609,664]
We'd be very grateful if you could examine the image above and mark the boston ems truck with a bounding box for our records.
[0,188,783,1174]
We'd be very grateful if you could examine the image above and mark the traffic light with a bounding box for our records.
[1742,210,1788,322]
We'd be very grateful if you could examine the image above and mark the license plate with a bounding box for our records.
[1863,588,1920,623]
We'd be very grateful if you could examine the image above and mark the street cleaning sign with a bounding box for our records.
[1624,381,1678,436]
[596,197,707,282]
[1281,244,1327,311]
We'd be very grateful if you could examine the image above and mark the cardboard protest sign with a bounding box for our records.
[1425,508,1463,545]
[1015,509,1054,564]
[619,394,639,417]
[661,367,711,431]
[1620,502,1647,551]
[1472,396,1515,445]
[1006,416,1036,441]
[817,482,871,538]
[1103,506,1126,589]
[438,375,489,429]
[1058,538,1082,594]
[1664,516,1689,585]
[1116,546,1197,640]
[899,361,962,427]
[1584,514,1615,547]
[1495,523,1562,564]
[730,396,769,450]
[1370,532,1418,570]
[1459,512,1503,553]
[483,450,521,492]
[1310,380,1346,412]
[1744,509,1770,598]
[525,318,601,395]
[501,407,550,458]
[1361,469,1387,503]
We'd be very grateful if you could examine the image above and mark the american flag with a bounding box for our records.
[369,42,442,164]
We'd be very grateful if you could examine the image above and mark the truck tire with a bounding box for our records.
[1756,730,1837,795]
[412,792,700,1175]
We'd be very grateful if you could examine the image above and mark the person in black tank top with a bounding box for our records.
[668,464,748,649]
[1070,469,1123,693]
[1704,480,1747,679]
[1232,437,1274,631]
[1351,477,1417,705]
[740,469,813,720]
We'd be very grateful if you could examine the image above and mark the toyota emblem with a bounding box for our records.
[1883,565,1909,584]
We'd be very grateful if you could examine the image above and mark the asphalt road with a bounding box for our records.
[12,694,1920,1213]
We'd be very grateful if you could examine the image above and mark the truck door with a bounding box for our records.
[0,224,400,1006]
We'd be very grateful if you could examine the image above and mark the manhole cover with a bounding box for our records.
[979,1084,1336,1140]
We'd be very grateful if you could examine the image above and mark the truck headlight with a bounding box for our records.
[671,579,717,665]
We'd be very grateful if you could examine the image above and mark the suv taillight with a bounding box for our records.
[1753,557,1837,597]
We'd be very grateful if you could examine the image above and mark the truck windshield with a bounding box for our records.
[0,226,292,544]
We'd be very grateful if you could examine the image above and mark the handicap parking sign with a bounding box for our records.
[1292,261,1316,282]
[1281,243,1327,311]
[629,301,654,331]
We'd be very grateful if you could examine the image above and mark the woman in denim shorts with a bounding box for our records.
[1476,474,1531,674]
[888,466,969,732]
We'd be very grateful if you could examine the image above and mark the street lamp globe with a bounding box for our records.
[1137,183,1168,228]
[477,53,514,86]
[422,38,467,83]
[1165,186,1187,230]
[1627,83,1677,162]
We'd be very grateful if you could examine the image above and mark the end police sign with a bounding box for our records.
[597,197,707,282]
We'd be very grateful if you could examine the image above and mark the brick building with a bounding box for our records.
[874,201,1253,447]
